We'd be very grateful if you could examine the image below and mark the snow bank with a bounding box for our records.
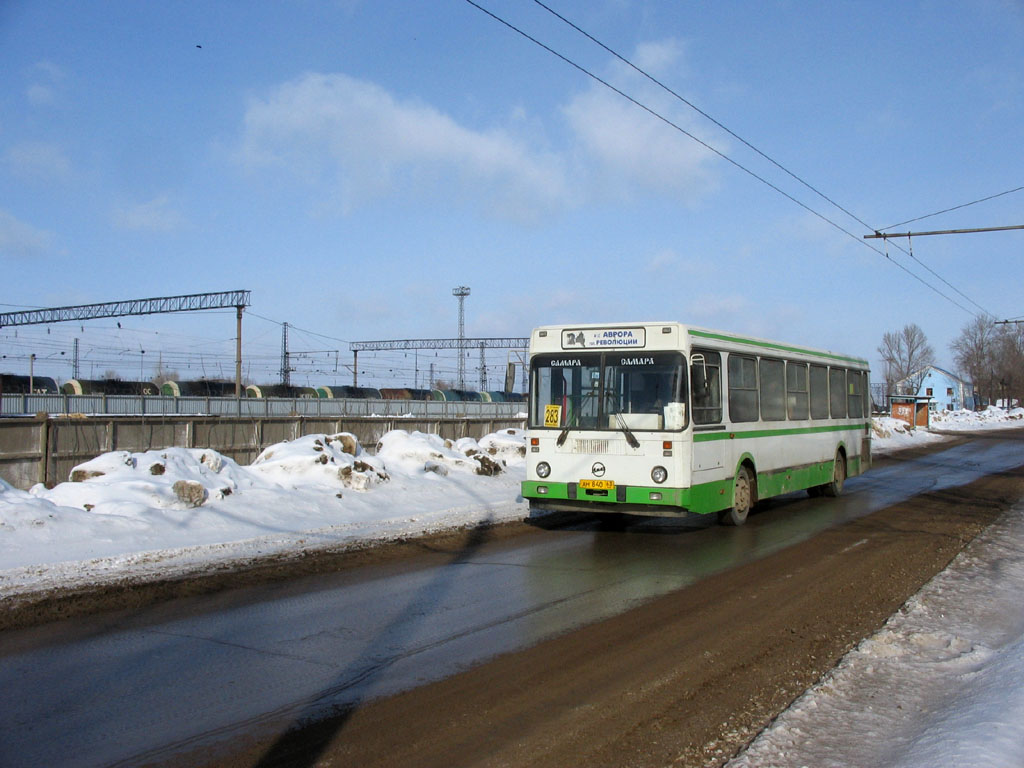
[0,429,528,597]
[870,406,1024,455]
[870,416,946,454]
[931,405,1024,431]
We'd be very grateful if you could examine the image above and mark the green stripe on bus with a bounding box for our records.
[693,422,869,442]
[687,329,869,366]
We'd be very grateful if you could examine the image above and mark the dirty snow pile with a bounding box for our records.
[870,416,947,453]
[870,405,1024,454]
[931,404,1024,431]
[0,429,528,596]
[729,497,1024,768]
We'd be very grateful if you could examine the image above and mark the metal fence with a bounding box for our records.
[1,393,526,420]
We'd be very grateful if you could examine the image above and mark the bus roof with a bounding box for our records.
[529,322,869,367]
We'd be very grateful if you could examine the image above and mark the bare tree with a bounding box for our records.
[994,323,1024,407]
[878,323,935,395]
[152,365,179,388]
[950,315,997,408]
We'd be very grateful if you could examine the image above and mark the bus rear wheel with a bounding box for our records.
[822,452,846,497]
[720,466,753,526]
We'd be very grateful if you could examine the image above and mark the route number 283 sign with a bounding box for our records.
[544,404,562,427]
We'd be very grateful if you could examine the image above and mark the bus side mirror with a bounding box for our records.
[691,354,708,398]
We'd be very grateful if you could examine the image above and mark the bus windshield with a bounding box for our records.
[530,352,687,432]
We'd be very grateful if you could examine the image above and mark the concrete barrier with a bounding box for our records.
[0,414,526,490]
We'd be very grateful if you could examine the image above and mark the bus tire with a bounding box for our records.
[720,466,753,526]
[822,451,846,497]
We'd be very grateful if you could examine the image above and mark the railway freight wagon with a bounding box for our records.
[0,374,59,394]
[161,380,239,397]
[245,384,319,399]
[62,379,159,396]
[522,322,871,526]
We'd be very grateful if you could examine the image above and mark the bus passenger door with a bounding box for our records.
[690,351,726,475]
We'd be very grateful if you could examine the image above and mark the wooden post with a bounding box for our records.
[37,414,49,486]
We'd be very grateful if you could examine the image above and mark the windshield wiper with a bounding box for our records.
[613,412,641,449]
[556,390,596,446]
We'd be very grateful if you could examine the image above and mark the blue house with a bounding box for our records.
[895,365,976,412]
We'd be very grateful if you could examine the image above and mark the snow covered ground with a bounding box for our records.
[2,408,1023,765]
[0,428,530,596]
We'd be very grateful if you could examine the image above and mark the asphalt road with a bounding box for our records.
[1,433,1022,767]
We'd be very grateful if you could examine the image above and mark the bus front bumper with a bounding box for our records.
[522,480,689,513]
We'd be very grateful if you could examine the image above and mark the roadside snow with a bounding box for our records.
[870,416,947,453]
[932,405,1024,431]
[728,497,1024,768]
[0,429,528,597]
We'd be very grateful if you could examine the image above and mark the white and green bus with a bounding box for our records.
[522,322,871,525]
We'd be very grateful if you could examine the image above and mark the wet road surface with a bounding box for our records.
[1,435,1022,767]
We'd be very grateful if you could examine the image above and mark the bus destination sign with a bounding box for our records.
[562,327,646,349]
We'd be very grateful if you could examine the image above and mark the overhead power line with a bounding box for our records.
[529,0,874,233]
[880,185,1024,231]
[865,224,1024,239]
[463,0,990,318]
[528,0,998,319]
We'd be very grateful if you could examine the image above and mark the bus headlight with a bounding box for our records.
[536,462,551,479]
[651,465,668,484]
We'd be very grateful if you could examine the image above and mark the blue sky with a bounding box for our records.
[1,0,1022,389]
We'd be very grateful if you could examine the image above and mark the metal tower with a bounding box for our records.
[280,322,290,386]
[453,286,470,389]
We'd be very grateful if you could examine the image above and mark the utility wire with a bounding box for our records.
[530,0,876,233]
[880,185,1024,231]
[463,0,981,316]
[248,311,352,345]
[525,0,996,319]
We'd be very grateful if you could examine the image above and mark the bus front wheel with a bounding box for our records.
[720,466,753,526]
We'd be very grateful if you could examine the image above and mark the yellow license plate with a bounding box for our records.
[579,479,615,490]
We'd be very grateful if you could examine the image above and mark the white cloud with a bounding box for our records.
[27,60,65,107]
[562,40,722,203]
[237,47,723,220]
[632,39,687,77]
[3,141,70,182]
[644,247,678,272]
[113,196,185,231]
[686,292,749,319]
[0,210,56,259]
[27,84,55,107]
[239,72,570,220]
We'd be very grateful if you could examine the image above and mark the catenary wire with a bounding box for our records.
[525,0,998,319]
[880,185,1024,231]
[530,0,876,233]
[463,0,982,317]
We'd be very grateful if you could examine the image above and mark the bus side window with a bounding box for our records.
[691,350,722,424]
[787,361,809,420]
[847,370,864,418]
[728,354,759,423]
[829,367,848,418]
[809,364,829,419]
[759,358,786,421]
